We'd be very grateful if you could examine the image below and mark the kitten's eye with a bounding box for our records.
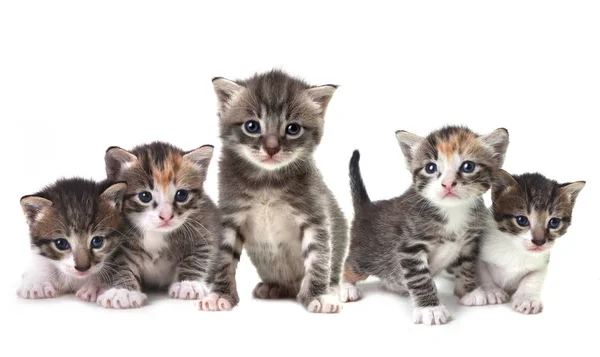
[548,218,561,229]
[175,190,189,203]
[425,163,437,174]
[515,216,530,227]
[286,123,302,136]
[91,236,104,249]
[460,161,476,173]
[138,192,152,203]
[244,120,261,134]
[54,239,70,251]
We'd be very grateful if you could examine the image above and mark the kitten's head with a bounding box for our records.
[396,126,509,207]
[105,141,213,233]
[212,69,336,171]
[492,170,585,253]
[20,178,127,279]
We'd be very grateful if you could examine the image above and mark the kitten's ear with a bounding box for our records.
[491,169,519,201]
[305,85,338,114]
[480,128,509,167]
[212,77,244,114]
[100,182,127,211]
[183,145,214,181]
[105,146,137,181]
[20,196,52,226]
[395,130,424,169]
[559,181,585,204]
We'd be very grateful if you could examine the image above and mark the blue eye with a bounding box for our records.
[244,120,261,134]
[460,161,476,173]
[516,216,530,227]
[286,123,302,136]
[425,163,437,174]
[548,218,561,229]
[175,190,189,202]
[91,236,104,249]
[138,192,152,203]
[54,239,70,250]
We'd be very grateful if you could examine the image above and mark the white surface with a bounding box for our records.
[1,1,598,356]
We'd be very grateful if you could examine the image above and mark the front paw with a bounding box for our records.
[413,305,452,325]
[459,287,508,306]
[97,288,147,309]
[17,281,57,299]
[340,282,362,302]
[512,295,543,314]
[76,285,103,303]
[197,293,236,311]
[169,281,208,300]
[302,294,343,314]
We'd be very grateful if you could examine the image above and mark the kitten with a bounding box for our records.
[18,178,127,302]
[199,70,348,313]
[343,126,509,325]
[99,141,219,309]
[460,171,584,314]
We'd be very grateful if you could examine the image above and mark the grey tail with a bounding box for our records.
[349,150,371,212]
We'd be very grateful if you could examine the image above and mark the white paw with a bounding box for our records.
[97,288,147,309]
[76,284,103,303]
[413,305,452,325]
[168,281,209,300]
[197,293,233,311]
[459,287,488,306]
[512,295,543,314]
[17,281,57,299]
[340,282,361,302]
[484,288,509,305]
[307,294,343,314]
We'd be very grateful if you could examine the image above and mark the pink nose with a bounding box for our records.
[159,214,174,221]
[442,181,457,188]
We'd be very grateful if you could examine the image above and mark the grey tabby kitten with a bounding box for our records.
[98,141,220,309]
[200,70,348,313]
[343,126,509,325]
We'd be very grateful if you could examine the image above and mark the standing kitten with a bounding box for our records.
[18,178,127,302]
[460,171,584,314]
[200,70,348,313]
[343,126,509,325]
[99,142,219,309]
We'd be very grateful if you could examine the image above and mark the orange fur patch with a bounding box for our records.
[343,264,367,283]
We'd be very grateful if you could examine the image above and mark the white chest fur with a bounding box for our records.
[428,204,473,274]
[139,231,176,288]
[243,191,301,248]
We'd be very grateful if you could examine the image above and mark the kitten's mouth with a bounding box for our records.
[441,191,460,199]
[527,246,546,252]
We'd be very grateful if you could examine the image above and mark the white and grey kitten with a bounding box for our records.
[200,70,349,313]
[460,170,585,314]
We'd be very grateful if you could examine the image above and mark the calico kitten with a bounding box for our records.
[18,178,127,302]
[99,141,219,309]
[200,70,348,313]
[343,126,509,325]
[460,171,584,314]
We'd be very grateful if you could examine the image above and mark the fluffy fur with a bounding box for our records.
[18,178,127,302]
[460,171,585,314]
[344,126,509,325]
[200,70,348,313]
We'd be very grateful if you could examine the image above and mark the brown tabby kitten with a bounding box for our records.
[344,126,509,325]
[99,142,220,309]
[18,178,127,302]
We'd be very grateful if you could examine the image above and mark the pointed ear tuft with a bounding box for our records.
[105,147,137,181]
[305,85,337,114]
[100,182,127,211]
[212,78,244,115]
[183,145,214,182]
[480,128,509,167]
[395,130,424,169]
[20,196,52,225]
[491,169,519,201]
[559,181,585,204]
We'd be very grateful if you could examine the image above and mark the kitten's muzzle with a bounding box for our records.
[263,134,281,157]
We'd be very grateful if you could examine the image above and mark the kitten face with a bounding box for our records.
[105,142,213,233]
[212,70,336,171]
[20,179,127,279]
[396,126,509,207]
[492,171,585,253]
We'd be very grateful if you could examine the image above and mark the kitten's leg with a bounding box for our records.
[399,248,450,325]
[298,226,342,314]
[460,260,508,306]
[18,260,59,299]
[381,277,410,296]
[253,282,299,299]
[169,245,215,300]
[453,235,480,299]
[341,264,367,302]
[511,268,546,314]
[199,223,243,311]
[97,264,147,309]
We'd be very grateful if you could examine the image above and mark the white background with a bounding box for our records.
[1,1,598,356]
